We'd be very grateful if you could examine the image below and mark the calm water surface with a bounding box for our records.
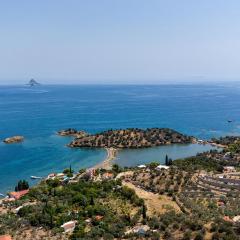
[0,84,240,193]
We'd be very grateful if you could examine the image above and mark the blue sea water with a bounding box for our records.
[0,83,240,193]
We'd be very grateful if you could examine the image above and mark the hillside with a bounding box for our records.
[69,128,193,149]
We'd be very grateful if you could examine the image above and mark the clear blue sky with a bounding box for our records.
[1,0,240,84]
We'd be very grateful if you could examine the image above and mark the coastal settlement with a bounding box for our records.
[2,132,240,239]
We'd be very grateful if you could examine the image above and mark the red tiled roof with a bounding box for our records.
[95,215,104,221]
[9,189,29,200]
[0,235,12,240]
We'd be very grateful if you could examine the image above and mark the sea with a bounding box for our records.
[0,83,240,194]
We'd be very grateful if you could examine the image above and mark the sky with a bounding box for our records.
[0,0,240,84]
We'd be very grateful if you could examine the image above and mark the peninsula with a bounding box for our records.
[68,128,194,149]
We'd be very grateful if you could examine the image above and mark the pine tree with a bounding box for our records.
[90,195,95,205]
[165,154,169,166]
[142,203,147,219]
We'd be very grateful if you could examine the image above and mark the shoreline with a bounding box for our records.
[94,147,118,170]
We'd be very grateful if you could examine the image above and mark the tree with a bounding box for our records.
[165,155,169,166]
[142,203,147,219]
[90,195,95,205]
[15,180,29,191]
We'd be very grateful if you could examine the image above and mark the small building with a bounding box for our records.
[61,221,77,233]
[9,189,29,200]
[223,152,232,160]
[217,201,225,207]
[125,225,150,236]
[0,235,12,240]
[233,215,240,223]
[86,168,96,179]
[102,172,114,180]
[47,173,56,179]
[56,173,65,178]
[223,166,236,173]
[156,165,170,170]
[223,216,233,223]
[137,164,146,169]
[14,206,23,213]
[95,215,104,221]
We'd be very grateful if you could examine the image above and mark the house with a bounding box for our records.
[125,225,150,236]
[9,189,29,200]
[102,172,114,180]
[233,215,240,223]
[223,152,232,160]
[14,206,23,213]
[61,221,77,233]
[156,165,169,170]
[223,216,233,222]
[217,201,225,207]
[56,173,65,178]
[223,166,236,173]
[0,235,12,240]
[86,168,96,179]
[47,173,56,179]
[137,164,146,169]
[95,215,104,221]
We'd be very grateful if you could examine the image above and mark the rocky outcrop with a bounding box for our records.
[27,79,40,87]
[69,128,193,149]
[58,129,88,138]
[3,136,24,144]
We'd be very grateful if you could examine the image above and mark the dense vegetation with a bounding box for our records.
[15,180,29,191]
[69,128,193,148]
[0,177,145,239]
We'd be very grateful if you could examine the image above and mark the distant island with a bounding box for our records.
[67,128,194,148]
[27,79,40,87]
[3,136,24,144]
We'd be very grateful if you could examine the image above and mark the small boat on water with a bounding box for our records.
[0,193,5,197]
[30,176,42,180]
[228,119,233,123]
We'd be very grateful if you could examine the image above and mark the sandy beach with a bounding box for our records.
[94,147,118,169]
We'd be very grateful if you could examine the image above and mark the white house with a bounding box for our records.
[156,165,170,170]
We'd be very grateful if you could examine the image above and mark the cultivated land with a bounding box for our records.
[2,133,240,239]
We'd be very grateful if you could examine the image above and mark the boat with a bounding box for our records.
[0,193,5,197]
[227,120,233,123]
[30,176,42,180]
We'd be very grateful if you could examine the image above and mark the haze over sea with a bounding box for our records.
[0,83,240,193]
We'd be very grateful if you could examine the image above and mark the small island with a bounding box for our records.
[3,136,24,144]
[27,79,40,87]
[68,128,194,149]
[58,128,88,138]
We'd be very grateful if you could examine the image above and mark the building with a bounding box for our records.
[61,221,77,233]
[156,165,170,170]
[125,225,150,236]
[137,164,146,168]
[233,215,240,223]
[102,172,114,180]
[223,166,236,173]
[95,215,104,221]
[0,235,12,240]
[86,168,96,179]
[9,189,29,200]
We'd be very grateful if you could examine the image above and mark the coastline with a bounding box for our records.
[94,147,118,170]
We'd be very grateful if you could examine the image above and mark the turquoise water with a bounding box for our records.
[1,84,240,193]
[115,143,219,167]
